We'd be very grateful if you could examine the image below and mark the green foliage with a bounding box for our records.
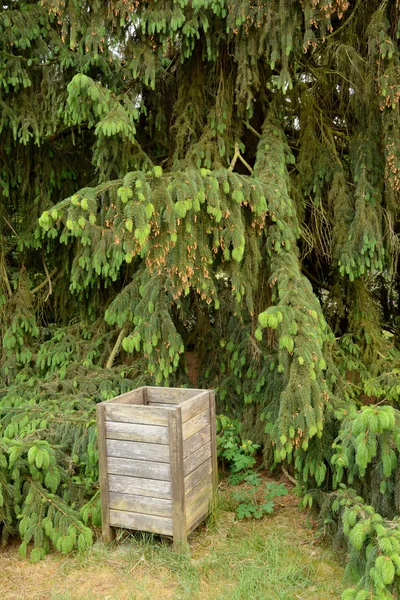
[0,363,139,559]
[331,405,400,518]
[216,415,259,477]
[1,3,400,593]
[327,487,400,600]
[232,478,288,520]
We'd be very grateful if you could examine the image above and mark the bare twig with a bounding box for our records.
[106,328,127,369]
[282,466,297,486]
[238,153,253,174]
[229,140,253,173]
[31,269,57,295]
[229,141,240,172]
[0,256,12,298]
[242,120,262,138]
[2,215,20,238]
[42,252,53,301]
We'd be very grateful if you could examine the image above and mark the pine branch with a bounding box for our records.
[46,125,89,144]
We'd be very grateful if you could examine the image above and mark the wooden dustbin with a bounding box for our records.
[96,387,217,548]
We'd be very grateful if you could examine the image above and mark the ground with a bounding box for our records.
[0,484,345,600]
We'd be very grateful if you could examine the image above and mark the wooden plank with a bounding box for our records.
[186,494,210,531]
[106,421,169,444]
[147,387,203,404]
[168,407,187,549]
[106,439,170,463]
[183,442,212,476]
[181,392,209,422]
[182,408,210,440]
[183,424,211,459]
[186,472,213,513]
[96,403,114,544]
[104,404,169,426]
[187,507,210,535]
[209,390,218,508]
[109,492,172,517]
[108,474,172,499]
[105,388,145,405]
[147,403,178,408]
[107,457,171,481]
[184,458,212,495]
[109,510,173,536]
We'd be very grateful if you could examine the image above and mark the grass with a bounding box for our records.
[0,483,345,600]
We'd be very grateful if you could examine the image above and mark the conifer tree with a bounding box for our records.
[1,1,400,585]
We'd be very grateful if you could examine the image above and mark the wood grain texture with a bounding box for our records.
[96,403,114,544]
[147,387,203,404]
[182,409,210,440]
[168,407,187,547]
[109,510,173,536]
[106,421,169,444]
[183,442,212,477]
[209,390,218,505]
[106,439,170,463]
[105,388,145,405]
[104,404,170,426]
[187,508,210,535]
[184,458,212,495]
[186,473,213,513]
[186,494,210,531]
[108,474,172,499]
[182,424,211,459]
[108,492,172,517]
[107,456,171,481]
[147,403,177,408]
[181,392,209,422]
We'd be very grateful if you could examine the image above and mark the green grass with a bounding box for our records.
[1,491,345,600]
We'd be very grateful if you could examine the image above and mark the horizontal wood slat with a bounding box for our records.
[181,393,209,422]
[182,409,210,440]
[104,388,145,405]
[184,443,212,477]
[183,425,211,459]
[106,421,169,444]
[106,439,170,463]
[107,457,171,481]
[109,510,173,536]
[186,473,213,513]
[109,492,172,517]
[186,495,210,531]
[146,387,203,404]
[108,474,172,499]
[184,458,212,495]
[147,403,177,408]
[104,404,170,426]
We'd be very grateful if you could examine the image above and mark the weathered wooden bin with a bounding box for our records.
[96,387,217,547]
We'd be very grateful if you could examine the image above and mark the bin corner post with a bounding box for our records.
[96,403,115,545]
[209,390,218,512]
[168,406,188,552]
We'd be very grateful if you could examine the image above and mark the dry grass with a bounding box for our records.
[0,487,345,600]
